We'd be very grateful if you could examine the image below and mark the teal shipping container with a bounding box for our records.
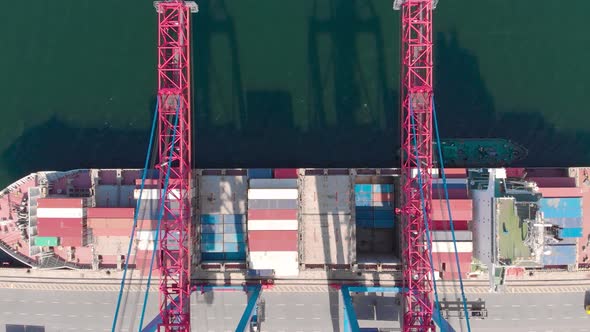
[355,184,373,193]
[201,214,223,224]
[201,233,223,243]
[34,236,59,247]
[223,214,244,224]
[223,233,246,243]
[372,184,393,193]
[560,228,583,238]
[202,242,224,253]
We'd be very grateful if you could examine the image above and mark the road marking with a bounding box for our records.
[493,318,501,321]
[277,317,286,320]
[51,314,60,317]
[512,318,520,320]
[18,313,26,316]
[223,317,232,320]
[103,315,111,318]
[511,304,521,307]
[546,304,553,307]
[529,304,537,307]
[295,303,304,306]
[528,317,537,320]
[34,300,44,303]
[563,316,572,320]
[277,303,286,306]
[546,317,553,320]
[223,303,232,306]
[51,301,60,304]
[35,313,45,316]
[3,312,12,315]
[492,304,502,308]
[83,302,93,305]
[101,302,111,305]
[296,317,304,320]
[313,317,321,320]
[564,303,573,306]
[67,314,78,318]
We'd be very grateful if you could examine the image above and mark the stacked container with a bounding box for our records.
[355,184,394,229]
[430,230,473,279]
[540,197,583,265]
[200,214,247,261]
[87,208,136,237]
[36,198,86,247]
[247,178,299,277]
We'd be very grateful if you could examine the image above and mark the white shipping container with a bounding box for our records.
[249,179,298,189]
[137,240,156,251]
[249,251,299,277]
[247,219,298,231]
[429,241,473,253]
[247,189,298,200]
[133,189,182,200]
[136,230,158,241]
[37,208,84,219]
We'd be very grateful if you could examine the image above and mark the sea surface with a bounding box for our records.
[1,0,589,188]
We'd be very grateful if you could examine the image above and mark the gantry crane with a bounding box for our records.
[393,0,438,331]
[154,1,198,331]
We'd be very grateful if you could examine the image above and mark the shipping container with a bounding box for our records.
[133,188,180,200]
[546,217,583,228]
[355,192,372,202]
[440,168,467,178]
[540,198,582,219]
[431,252,472,277]
[247,219,298,231]
[90,227,131,236]
[372,193,394,202]
[355,184,373,193]
[538,187,583,198]
[249,179,297,189]
[432,183,468,191]
[355,200,372,207]
[60,236,83,247]
[372,184,393,193]
[431,199,473,221]
[87,218,135,229]
[372,201,394,208]
[248,189,298,200]
[37,208,84,219]
[505,168,526,178]
[355,207,374,219]
[560,228,583,238]
[37,198,84,209]
[34,236,59,247]
[224,223,246,233]
[430,230,472,242]
[555,237,577,245]
[248,209,297,220]
[247,169,273,179]
[223,214,244,224]
[37,218,84,230]
[224,242,247,253]
[373,207,394,219]
[87,208,134,219]
[529,177,577,188]
[542,245,577,266]
[356,219,374,228]
[223,233,246,243]
[201,224,224,233]
[249,251,299,277]
[135,178,159,186]
[248,230,298,251]
[526,168,568,178]
[200,214,223,224]
[224,252,247,260]
[432,178,468,185]
[201,252,226,261]
[246,269,275,278]
[248,199,298,210]
[430,241,473,253]
[201,233,224,243]
[432,188,469,200]
[373,219,394,228]
[202,242,224,253]
[273,168,298,179]
[430,220,469,231]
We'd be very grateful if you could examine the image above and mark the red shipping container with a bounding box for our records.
[87,218,135,229]
[373,193,394,202]
[90,227,131,236]
[431,199,472,221]
[273,168,298,179]
[87,208,134,219]
[37,218,84,229]
[442,168,467,178]
[60,236,83,247]
[430,220,469,231]
[135,178,159,186]
[248,230,298,251]
[529,177,576,188]
[37,198,84,208]
[505,168,526,178]
[538,187,583,198]
[431,252,472,279]
[432,188,469,200]
[248,209,297,220]
[525,168,568,178]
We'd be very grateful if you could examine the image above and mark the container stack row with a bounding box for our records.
[87,208,135,237]
[36,198,86,247]
[540,197,582,266]
[200,214,247,261]
[429,230,473,279]
[354,184,395,229]
[247,178,299,277]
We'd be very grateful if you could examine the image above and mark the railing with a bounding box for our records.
[0,239,35,267]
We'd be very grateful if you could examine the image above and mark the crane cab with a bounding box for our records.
[585,290,590,315]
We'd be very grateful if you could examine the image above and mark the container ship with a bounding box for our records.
[0,166,587,282]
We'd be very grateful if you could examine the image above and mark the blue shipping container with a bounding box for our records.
[546,217,583,228]
[356,219,374,228]
[201,252,225,261]
[373,219,394,228]
[223,214,244,224]
[542,245,577,266]
[201,224,224,233]
[355,184,373,193]
[372,201,394,208]
[432,183,467,190]
[374,207,394,219]
[224,242,247,253]
[223,233,246,242]
[201,233,223,243]
[373,184,393,193]
[248,168,273,179]
[355,200,373,207]
[356,192,373,202]
[224,223,246,233]
[225,252,247,260]
[560,228,583,238]
[202,242,224,253]
[356,207,373,219]
[201,214,223,224]
[540,198,582,219]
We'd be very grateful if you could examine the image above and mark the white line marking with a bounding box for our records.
[277,317,286,320]
[2,312,12,315]
[313,317,321,320]
[546,304,553,307]
[564,303,573,306]
[529,304,537,307]
[35,313,45,316]
[223,303,232,306]
[51,314,61,317]
[67,314,78,318]
[296,317,304,320]
[512,318,520,320]
[295,303,304,306]
[564,316,572,320]
[511,304,521,308]
[528,317,537,320]
[277,303,286,306]
[493,304,502,308]
[51,301,60,304]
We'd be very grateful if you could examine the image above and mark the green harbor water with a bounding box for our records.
[1,0,589,188]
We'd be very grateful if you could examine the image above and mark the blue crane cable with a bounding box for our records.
[432,97,472,331]
[138,96,182,331]
[408,100,441,325]
[111,99,160,332]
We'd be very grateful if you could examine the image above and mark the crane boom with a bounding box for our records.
[155,1,197,330]
[394,0,436,331]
